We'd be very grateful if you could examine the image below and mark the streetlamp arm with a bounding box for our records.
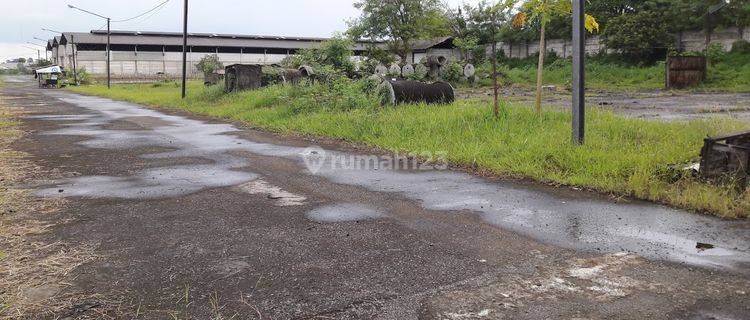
[67,4,110,19]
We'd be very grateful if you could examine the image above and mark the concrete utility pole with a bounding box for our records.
[107,18,111,89]
[571,0,585,145]
[181,0,189,99]
[67,4,111,89]
[71,34,78,84]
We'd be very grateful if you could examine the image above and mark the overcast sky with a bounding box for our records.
[1,0,471,61]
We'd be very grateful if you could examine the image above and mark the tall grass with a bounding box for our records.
[475,52,750,92]
[70,81,750,218]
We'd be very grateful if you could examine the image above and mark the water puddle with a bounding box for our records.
[34,94,268,199]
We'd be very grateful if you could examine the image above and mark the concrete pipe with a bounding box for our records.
[463,64,476,78]
[374,64,388,77]
[378,80,455,106]
[299,65,314,77]
[388,63,402,77]
[401,64,415,77]
[425,55,447,67]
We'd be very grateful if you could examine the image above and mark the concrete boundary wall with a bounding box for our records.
[495,27,748,59]
[72,50,292,78]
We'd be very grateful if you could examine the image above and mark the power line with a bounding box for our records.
[111,0,170,23]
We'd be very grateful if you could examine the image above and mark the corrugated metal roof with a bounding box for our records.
[53,30,453,52]
[410,36,454,50]
[57,30,384,51]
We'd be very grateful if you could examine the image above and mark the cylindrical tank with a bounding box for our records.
[378,80,455,106]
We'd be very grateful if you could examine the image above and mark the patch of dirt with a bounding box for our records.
[0,94,101,318]
[457,86,750,121]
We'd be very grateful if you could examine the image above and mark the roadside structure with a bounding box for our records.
[47,30,462,79]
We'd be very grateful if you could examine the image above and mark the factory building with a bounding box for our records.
[48,30,461,78]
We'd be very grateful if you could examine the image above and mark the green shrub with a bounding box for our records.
[294,35,357,77]
[285,77,379,114]
[731,40,750,54]
[706,43,726,64]
[195,54,223,77]
[440,61,464,83]
[70,67,92,85]
[407,65,427,80]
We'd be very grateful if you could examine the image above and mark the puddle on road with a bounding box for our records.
[33,91,750,272]
[306,203,385,222]
[33,94,272,199]
[306,165,750,271]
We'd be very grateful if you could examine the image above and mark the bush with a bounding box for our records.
[285,77,379,114]
[294,35,357,77]
[706,43,726,64]
[604,11,673,63]
[195,54,223,77]
[731,40,750,54]
[407,65,427,80]
[69,67,92,85]
[440,61,464,83]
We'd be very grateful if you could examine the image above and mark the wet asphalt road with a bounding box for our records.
[3,77,750,319]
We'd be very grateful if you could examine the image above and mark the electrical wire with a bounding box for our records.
[111,0,170,23]
[128,1,169,25]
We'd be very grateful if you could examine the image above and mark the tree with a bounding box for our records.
[195,54,223,77]
[721,0,750,39]
[296,35,357,76]
[448,1,516,119]
[347,0,450,62]
[604,11,674,62]
[447,1,512,63]
[515,0,599,114]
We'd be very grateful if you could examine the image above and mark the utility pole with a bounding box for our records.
[67,4,110,88]
[107,17,111,89]
[71,34,78,84]
[490,11,499,120]
[181,0,189,98]
[571,0,585,144]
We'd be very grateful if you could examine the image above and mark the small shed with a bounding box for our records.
[225,64,262,92]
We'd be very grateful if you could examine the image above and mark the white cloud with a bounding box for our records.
[0,0,477,59]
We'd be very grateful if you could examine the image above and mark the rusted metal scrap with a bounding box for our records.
[699,130,750,187]
[666,56,706,89]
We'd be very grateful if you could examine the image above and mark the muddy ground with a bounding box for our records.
[1,76,749,319]
[458,87,750,121]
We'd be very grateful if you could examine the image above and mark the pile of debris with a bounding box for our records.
[699,130,750,189]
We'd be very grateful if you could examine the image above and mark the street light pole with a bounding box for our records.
[571,0,585,145]
[181,0,188,99]
[67,4,111,89]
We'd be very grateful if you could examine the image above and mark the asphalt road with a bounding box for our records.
[3,77,750,319]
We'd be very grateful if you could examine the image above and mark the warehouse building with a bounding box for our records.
[48,30,462,79]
